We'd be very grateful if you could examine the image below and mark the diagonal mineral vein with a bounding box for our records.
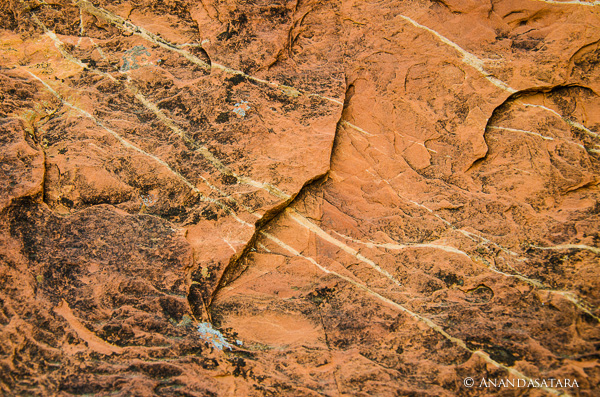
[398,14,516,93]
[521,102,600,141]
[285,207,404,288]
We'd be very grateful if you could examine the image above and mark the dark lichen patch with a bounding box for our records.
[435,271,463,287]
[201,208,219,221]
[221,174,238,185]
[129,362,183,379]
[306,286,336,306]
[226,74,247,86]
[229,356,249,378]
[466,337,521,366]
[511,38,543,52]
[99,323,136,346]
[216,112,230,123]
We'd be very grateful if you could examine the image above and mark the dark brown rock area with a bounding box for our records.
[1,0,599,395]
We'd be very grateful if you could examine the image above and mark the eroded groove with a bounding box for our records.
[472,83,600,171]
[208,166,332,307]
[532,0,600,5]
[207,82,352,308]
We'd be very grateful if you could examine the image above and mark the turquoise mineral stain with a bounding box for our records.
[121,45,152,71]
[197,322,234,351]
[233,100,250,117]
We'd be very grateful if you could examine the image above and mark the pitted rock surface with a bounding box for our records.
[1,0,599,396]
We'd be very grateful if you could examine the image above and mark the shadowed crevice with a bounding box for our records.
[204,79,354,316]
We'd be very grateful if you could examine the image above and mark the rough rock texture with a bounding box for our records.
[1,0,599,396]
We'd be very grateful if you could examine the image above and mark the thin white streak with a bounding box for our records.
[331,230,471,259]
[530,243,600,255]
[285,208,403,288]
[531,0,599,5]
[489,126,555,141]
[341,120,375,136]
[398,15,516,93]
[521,103,600,140]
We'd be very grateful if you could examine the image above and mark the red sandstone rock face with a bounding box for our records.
[1,0,599,395]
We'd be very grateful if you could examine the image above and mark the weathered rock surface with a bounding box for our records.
[1,0,599,395]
